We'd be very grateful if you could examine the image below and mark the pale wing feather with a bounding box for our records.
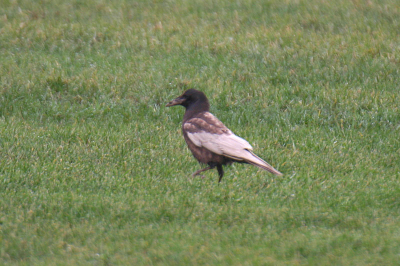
[187,131,280,174]
[185,113,281,174]
[187,131,253,160]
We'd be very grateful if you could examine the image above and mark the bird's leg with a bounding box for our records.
[217,165,224,183]
[192,166,213,179]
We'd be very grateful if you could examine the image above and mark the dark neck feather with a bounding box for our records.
[183,99,210,122]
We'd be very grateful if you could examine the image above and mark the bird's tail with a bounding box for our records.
[245,150,283,176]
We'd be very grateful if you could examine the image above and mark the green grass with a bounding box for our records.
[1,0,400,265]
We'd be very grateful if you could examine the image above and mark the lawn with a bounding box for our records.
[1,0,399,265]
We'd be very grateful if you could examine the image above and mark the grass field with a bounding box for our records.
[1,0,400,265]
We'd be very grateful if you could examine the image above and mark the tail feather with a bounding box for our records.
[245,150,283,176]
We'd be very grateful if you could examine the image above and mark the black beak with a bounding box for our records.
[166,97,185,107]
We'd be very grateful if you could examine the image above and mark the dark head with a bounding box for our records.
[166,89,210,112]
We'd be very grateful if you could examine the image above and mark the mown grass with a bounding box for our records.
[1,0,400,265]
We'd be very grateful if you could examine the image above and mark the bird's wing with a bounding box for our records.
[184,112,282,175]
[183,112,254,161]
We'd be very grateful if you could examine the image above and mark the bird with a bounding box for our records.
[166,89,282,182]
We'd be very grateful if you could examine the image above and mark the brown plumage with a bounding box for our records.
[166,89,282,182]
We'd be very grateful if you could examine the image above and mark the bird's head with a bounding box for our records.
[166,89,209,110]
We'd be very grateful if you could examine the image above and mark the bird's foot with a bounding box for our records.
[191,173,206,179]
[191,166,212,179]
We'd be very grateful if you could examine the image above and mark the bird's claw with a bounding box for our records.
[191,173,205,179]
